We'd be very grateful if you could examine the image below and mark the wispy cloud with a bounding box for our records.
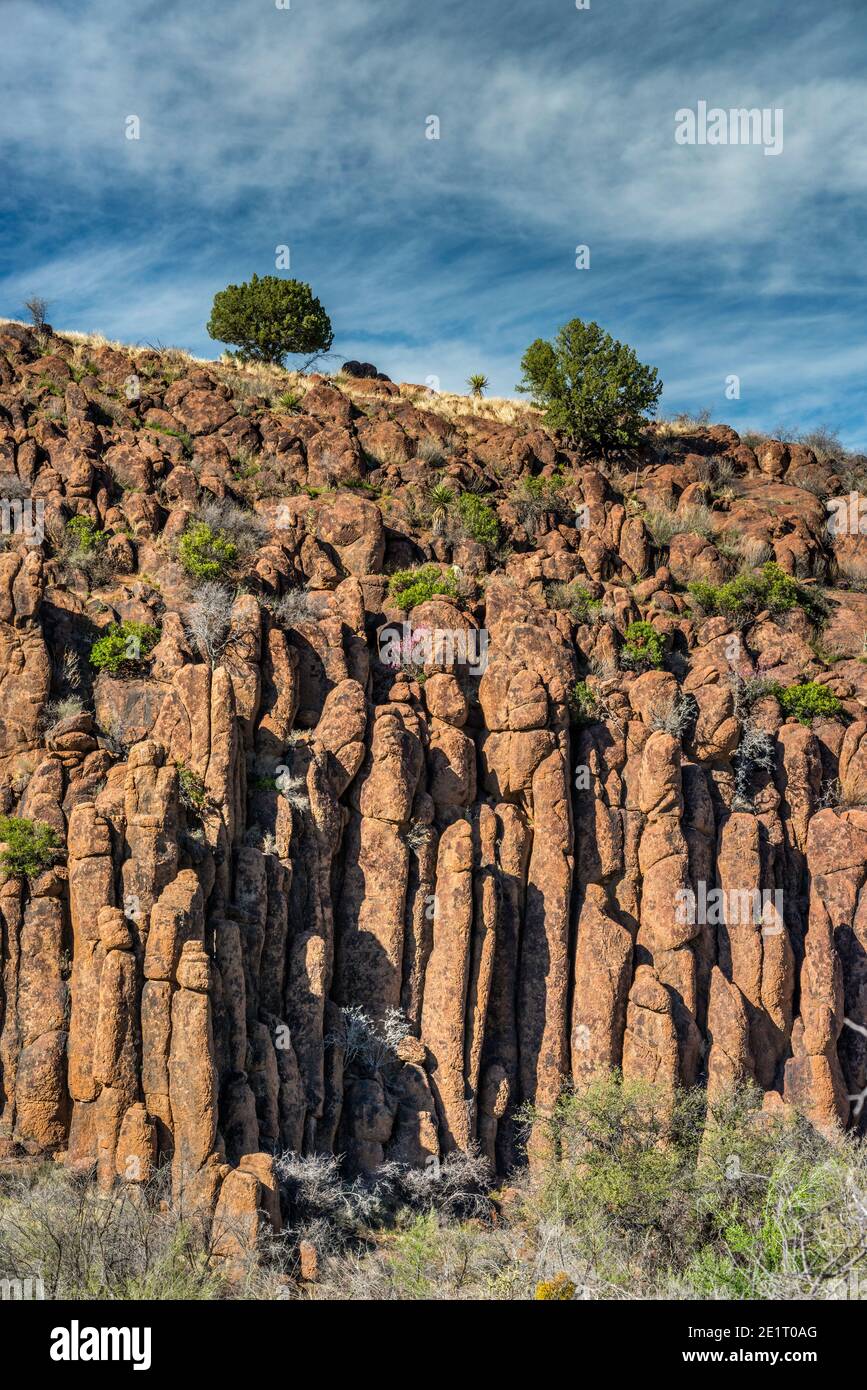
[1,0,864,445]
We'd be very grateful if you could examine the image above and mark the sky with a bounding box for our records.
[1,0,866,446]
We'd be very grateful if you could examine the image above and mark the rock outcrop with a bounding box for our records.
[1,322,866,1258]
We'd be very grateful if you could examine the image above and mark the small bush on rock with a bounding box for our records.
[39,695,86,734]
[388,565,458,610]
[621,620,665,670]
[417,436,446,467]
[452,492,501,551]
[733,724,776,803]
[424,482,455,536]
[333,1004,409,1074]
[689,562,824,624]
[89,621,159,676]
[546,581,601,624]
[65,515,105,552]
[175,761,209,815]
[267,589,314,628]
[510,476,570,538]
[0,816,60,878]
[644,501,713,547]
[178,521,238,581]
[648,690,697,737]
[184,582,235,667]
[198,498,268,559]
[567,681,598,725]
[59,515,113,587]
[774,681,842,725]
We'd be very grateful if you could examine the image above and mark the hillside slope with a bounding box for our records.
[1,318,866,1262]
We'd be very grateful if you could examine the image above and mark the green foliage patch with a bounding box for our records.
[0,816,60,878]
[518,318,662,454]
[89,621,160,675]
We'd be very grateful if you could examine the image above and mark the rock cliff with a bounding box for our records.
[1,319,866,1247]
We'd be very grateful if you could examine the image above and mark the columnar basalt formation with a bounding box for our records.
[1,320,866,1251]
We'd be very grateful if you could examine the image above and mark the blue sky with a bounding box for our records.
[1,0,866,446]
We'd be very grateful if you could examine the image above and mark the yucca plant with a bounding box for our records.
[467,374,489,399]
[426,483,455,535]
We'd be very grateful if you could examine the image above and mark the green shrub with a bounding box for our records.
[546,581,601,624]
[0,816,60,878]
[527,1076,707,1253]
[775,681,842,724]
[567,681,598,725]
[207,274,333,366]
[178,521,238,580]
[175,761,208,814]
[388,564,458,610]
[518,318,662,454]
[689,562,824,623]
[454,492,501,550]
[89,621,160,675]
[621,620,665,669]
[65,515,105,552]
[524,1074,853,1294]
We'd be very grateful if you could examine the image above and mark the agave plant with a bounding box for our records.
[427,482,455,535]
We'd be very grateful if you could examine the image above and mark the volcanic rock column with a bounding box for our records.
[519,745,574,1126]
[717,811,794,1091]
[421,817,474,1151]
[785,809,865,1133]
[141,871,205,1156]
[8,866,69,1152]
[92,906,140,1188]
[634,731,702,1086]
[479,801,530,1170]
[465,804,498,1111]
[336,703,423,1014]
[66,802,115,1161]
[169,940,220,1200]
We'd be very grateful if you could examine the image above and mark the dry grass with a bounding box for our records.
[651,409,713,440]
[2,319,541,432]
[643,499,715,546]
[838,766,867,809]
[395,384,540,428]
[0,318,202,366]
[736,533,774,568]
[647,690,697,738]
